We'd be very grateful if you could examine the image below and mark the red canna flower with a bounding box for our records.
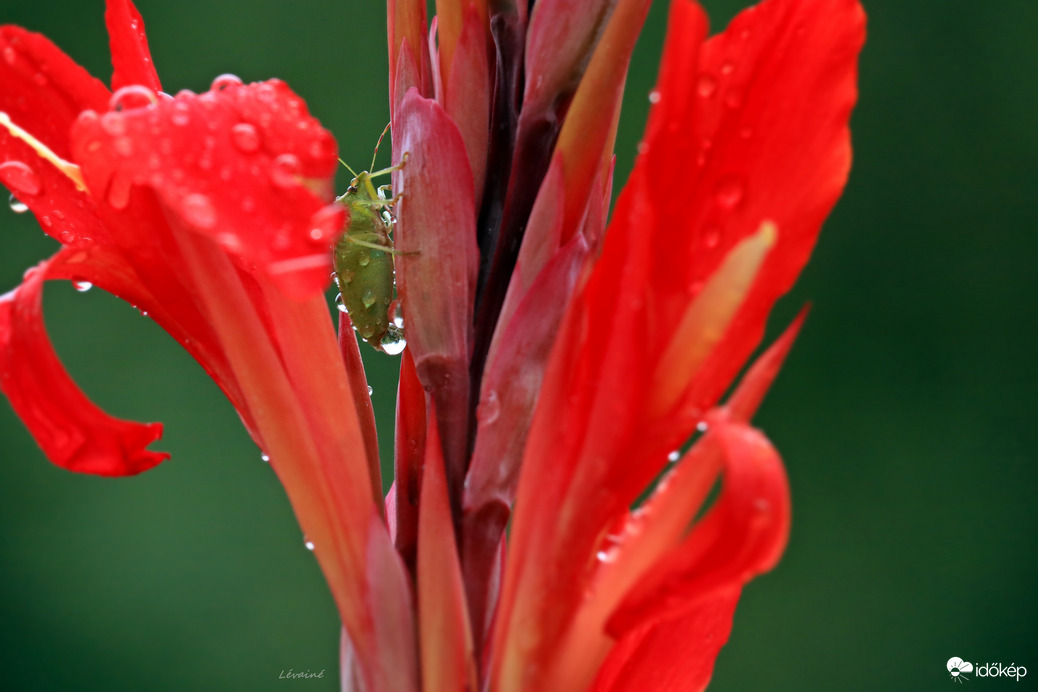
[1,0,863,689]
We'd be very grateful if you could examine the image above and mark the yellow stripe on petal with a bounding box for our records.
[651,221,777,416]
[0,111,87,192]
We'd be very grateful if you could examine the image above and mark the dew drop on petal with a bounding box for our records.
[180,193,217,229]
[260,453,270,463]
[270,154,300,189]
[73,280,93,293]
[715,176,745,210]
[697,74,717,98]
[648,89,661,104]
[171,103,191,127]
[335,293,348,313]
[211,73,243,91]
[100,112,127,136]
[8,193,29,214]
[696,421,710,433]
[380,324,406,355]
[720,61,735,76]
[2,47,15,66]
[304,537,315,551]
[667,450,681,462]
[231,123,260,153]
[367,385,373,396]
[110,84,158,112]
[0,161,42,196]
[703,227,721,248]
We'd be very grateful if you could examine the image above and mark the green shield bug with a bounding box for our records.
[334,124,407,355]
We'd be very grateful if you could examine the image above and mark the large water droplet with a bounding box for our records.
[110,85,158,112]
[697,74,717,98]
[335,293,348,313]
[231,122,260,153]
[0,161,42,196]
[211,73,243,91]
[180,193,217,229]
[270,154,300,189]
[8,193,29,214]
[367,385,373,396]
[73,280,93,293]
[715,176,745,210]
[380,324,406,355]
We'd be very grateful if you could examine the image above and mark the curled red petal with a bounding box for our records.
[633,0,865,409]
[105,0,162,93]
[592,592,739,692]
[70,79,341,298]
[607,422,790,636]
[0,252,167,476]
[0,26,109,159]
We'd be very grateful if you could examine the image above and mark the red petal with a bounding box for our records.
[70,79,341,298]
[0,252,167,476]
[634,0,865,410]
[607,422,790,635]
[444,5,490,209]
[592,592,739,692]
[393,88,479,491]
[105,0,162,93]
[417,406,478,691]
[0,27,109,159]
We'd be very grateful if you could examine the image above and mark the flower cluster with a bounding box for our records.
[0,0,863,689]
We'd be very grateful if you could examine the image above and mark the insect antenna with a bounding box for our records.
[338,157,360,179]
[369,122,391,172]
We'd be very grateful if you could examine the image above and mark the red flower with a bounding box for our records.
[1,0,863,689]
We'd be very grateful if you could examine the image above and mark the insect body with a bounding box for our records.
[333,125,406,354]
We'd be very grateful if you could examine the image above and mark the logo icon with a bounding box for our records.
[948,657,974,683]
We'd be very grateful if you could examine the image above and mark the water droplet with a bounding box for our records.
[696,74,717,98]
[720,61,735,76]
[110,85,158,112]
[211,73,243,91]
[270,154,300,189]
[357,252,370,267]
[380,324,406,355]
[100,112,127,136]
[361,289,377,308]
[33,73,48,87]
[715,176,745,210]
[648,89,661,104]
[367,385,373,396]
[360,324,375,339]
[703,227,721,248]
[335,293,348,313]
[105,174,133,210]
[231,122,260,153]
[478,390,501,425]
[170,103,191,127]
[667,450,681,462]
[2,47,15,66]
[304,537,315,551]
[180,193,217,229]
[261,453,270,463]
[307,205,343,244]
[8,193,29,214]
[696,421,710,433]
[596,549,617,564]
[0,161,42,196]
[114,136,133,157]
[73,280,93,293]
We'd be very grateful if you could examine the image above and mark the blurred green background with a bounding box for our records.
[1,0,1035,690]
